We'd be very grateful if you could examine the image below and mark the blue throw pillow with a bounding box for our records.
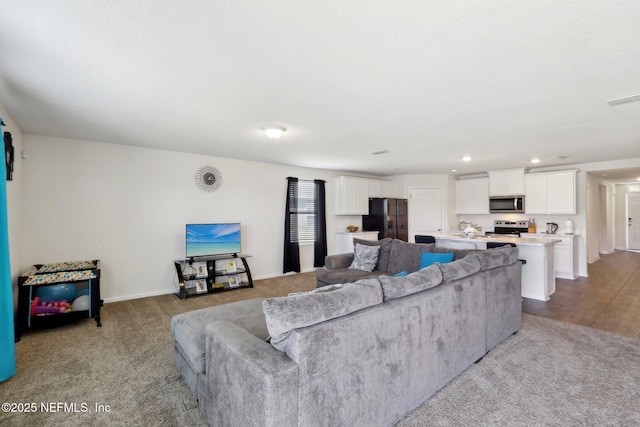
[419,252,454,270]
[394,271,408,277]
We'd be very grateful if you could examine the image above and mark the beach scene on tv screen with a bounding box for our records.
[187,223,241,256]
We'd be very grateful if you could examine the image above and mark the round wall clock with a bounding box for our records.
[195,166,223,192]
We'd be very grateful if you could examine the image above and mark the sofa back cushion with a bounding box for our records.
[352,237,392,271]
[437,253,482,283]
[263,278,383,352]
[378,264,443,301]
[474,246,519,270]
[387,239,436,274]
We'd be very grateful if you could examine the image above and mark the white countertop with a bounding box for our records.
[435,233,561,247]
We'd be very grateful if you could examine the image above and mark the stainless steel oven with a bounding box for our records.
[484,220,529,237]
[489,196,525,213]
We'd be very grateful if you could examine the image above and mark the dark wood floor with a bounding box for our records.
[522,249,640,339]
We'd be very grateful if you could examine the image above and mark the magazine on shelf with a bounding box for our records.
[193,262,208,278]
[226,261,237,273]
[195,279,208,293]
[228,274,240,288]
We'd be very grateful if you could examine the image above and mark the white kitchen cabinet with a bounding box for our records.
[523,173,548,213]
[488,168,525,196]
[335,176,370,215]
[521,233,577,279]
[518,244,555,301]
[368,179,393,198]
[455,178,489,214]
[547,171,576,214]
[524,170,576,214]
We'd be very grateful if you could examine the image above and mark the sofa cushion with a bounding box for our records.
[352,237,393,272]
[171,298,268,375]
[387,239,436,274]
[419,252,454,269]
[475,246,519,270]
[437,253,482,283]
[316,267,379,287]
[378,264,443,301]
[263,278,383,352]
[349,243,380,272]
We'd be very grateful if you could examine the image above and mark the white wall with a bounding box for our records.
[20,135,361,302]
[0,104,24,310]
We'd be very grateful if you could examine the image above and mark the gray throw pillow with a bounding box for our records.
[353,237,393,271]
[349,243,380,272]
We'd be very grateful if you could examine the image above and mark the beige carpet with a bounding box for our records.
[4,272,640,426]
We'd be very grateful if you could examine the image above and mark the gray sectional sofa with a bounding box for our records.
[315,237,465,288]
[171,245,522,427]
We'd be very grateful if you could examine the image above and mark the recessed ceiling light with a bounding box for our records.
[556,154,568,159]
[636,177,640,181]
[261,125,286,139]
[531,158,540,164]
[451,169,457,172]
[462,156,471,162]
[371,150,389,155]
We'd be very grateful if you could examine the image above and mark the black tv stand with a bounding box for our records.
[174,253,253,299]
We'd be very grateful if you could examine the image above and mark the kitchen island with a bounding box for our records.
[434,234,561,301]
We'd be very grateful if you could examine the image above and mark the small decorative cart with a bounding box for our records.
[15,260,102,341]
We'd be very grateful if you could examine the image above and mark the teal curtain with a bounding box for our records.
[0,118,16,382]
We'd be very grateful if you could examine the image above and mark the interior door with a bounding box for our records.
[628,194,640,250]
[409,188,443,243]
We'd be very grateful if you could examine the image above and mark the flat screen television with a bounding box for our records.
[186,223,241,258]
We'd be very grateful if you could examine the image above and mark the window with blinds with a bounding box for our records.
[295,180,316,243]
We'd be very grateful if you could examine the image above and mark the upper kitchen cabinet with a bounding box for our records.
[525,170,577,214]
[455,178,489,214]
[488,168,525,196]
[334,176,370,215]
[368,179,393,198]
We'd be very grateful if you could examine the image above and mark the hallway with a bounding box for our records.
[522,250,640,339]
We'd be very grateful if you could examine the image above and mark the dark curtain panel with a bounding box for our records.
[283,177,300,273]
[313,179,327,267]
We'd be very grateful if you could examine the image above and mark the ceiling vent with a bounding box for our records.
[607,94,640,106]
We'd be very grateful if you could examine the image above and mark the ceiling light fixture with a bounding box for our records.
[462,156,471,162]
[261,125,286,139]
[531,158,540,164]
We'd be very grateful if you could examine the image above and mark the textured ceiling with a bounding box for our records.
[1,0,640,178]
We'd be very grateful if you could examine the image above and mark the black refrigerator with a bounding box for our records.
[362,198,408,241]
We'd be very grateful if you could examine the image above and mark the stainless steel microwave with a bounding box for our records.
[489,196,525,213]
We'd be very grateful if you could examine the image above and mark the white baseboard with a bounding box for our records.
[103,288,175,304]
[102,269,317,304]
